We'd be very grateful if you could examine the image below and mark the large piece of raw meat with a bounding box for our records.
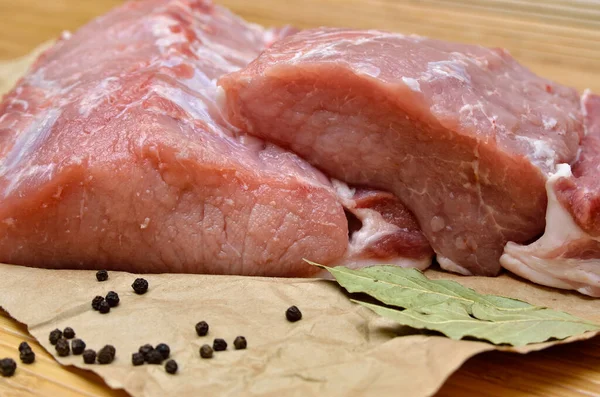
[218,28,584,278]
[0,1,432,275]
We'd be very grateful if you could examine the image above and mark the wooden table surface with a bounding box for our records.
[0,0,599,396]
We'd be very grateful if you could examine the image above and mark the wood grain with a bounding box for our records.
[0,310,128,397]
[0,0,599,396]
[217,0,600,92]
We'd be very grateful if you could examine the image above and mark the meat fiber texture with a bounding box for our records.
[502,92,600,296]
[218,28,585,279]
[0,1,432,276]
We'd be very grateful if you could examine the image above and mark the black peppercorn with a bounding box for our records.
[71,339,86,355]
[233,336,247,350]
[132,352,144,366]
[0,358,16,377]
[19,348,35,364]
[195,321,209,336]
[18,341,31,352]
[49,329,63,345]
[146,349,163,365]
[155,343,170,360]
[132,278,149,294]
[105,345,116,357]
[165,359,178,374]
[82,349,96,364]
[91,296,105,311]
[213,338,227,351]
[285,305,302,322]
[97,345,115,364]
[55,339,70,357]
[105,291,120,307]
[138,344,153,360]
[199,344,213,359]
[98,300,111,314]
[63,327,75,339]
[96,270,109,282]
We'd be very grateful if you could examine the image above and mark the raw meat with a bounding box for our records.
[333,181,433,270]
[555,92,600,237]
[218,28,583,277]
[0,1,432,275]
[502,92,600,296]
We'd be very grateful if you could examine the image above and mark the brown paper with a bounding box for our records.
[0,264,597,397]
[0,44,599,397]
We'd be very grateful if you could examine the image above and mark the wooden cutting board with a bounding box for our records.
[0,1,599,396]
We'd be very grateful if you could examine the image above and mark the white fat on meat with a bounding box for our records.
[78,77,121,117]
[401,77,421,93]
[0,109,62,197]
[331,179,433,271]
[437,255,472,276]
[501,164,600,297]
[516,135,558,172]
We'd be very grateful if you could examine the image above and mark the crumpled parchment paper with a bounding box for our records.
[0,264,598,397]
[0,44,598,397]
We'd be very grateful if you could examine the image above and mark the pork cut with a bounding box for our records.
[502,92,600,296]
[0,1,432,275]
[333,181,433,270]
[218,28,584,277]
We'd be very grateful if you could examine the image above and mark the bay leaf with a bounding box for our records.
[309,262,600,346]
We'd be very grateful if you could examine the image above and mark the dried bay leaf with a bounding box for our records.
[309,262,600,346]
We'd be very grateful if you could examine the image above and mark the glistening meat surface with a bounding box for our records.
[218,28,584,277]
[502,92,600,296]
[0,1,432,275]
